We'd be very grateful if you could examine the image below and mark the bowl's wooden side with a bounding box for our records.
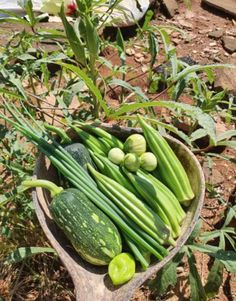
[32,126,205,301]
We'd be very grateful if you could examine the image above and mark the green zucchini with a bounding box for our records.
[64,143,93,171]
[22,180,122,266]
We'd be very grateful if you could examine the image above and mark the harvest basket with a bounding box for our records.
[32,124,205,301]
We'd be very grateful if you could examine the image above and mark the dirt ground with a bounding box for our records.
[0,0,235,300]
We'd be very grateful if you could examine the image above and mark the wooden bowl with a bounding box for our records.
[32,124,205,301]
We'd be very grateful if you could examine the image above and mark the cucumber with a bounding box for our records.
[50,188,122,265]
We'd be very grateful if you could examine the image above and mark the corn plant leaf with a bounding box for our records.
[187,250,207,301]
[116,29,126,64]
[112,115,192,145]
[149,33,158,68]
[204,259,224,299]
[57,62,109,115]
[17,0,36,26]
[142,9,154,30]
[108,79,149,102]
[6,247,56,264]
[59,8,86,67]
[84,16,99,65]
[172,64,236,83]
[217,130,236,142]
[0,10,29,25]
[217,140,236,150]
[172,78,186,101]
[109,100,217,144]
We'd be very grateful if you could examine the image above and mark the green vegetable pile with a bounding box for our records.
[0,102,195,286]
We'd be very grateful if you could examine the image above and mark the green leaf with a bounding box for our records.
[217,140,236,150]
[142,10,153,30]
[209,250,236,273]
[57,62,109,115]
[217,130,236,142]
[187,219,202,244]
[199,230,221,243]
[17,0,36,26]
[204,260,224,299]
[188,243,220,254]
[149,251,184,296]
[84,16,99,65]
[116,29,126,64]
[149,33,158,68]
[223,206,236,228]
[0,9,29,25]
[6,247,56,264]
[59,8,87,67]
[108,79,149,102]
[172,78,186,101]
[187,250,207,301]
[109,100,216,144]
[172,64,236,83]
[190,128,208,142]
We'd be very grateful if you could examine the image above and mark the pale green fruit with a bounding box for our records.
[124,134,146,156]
[108,148,125,165]
[140,152,157,172]
[123,153,140,172]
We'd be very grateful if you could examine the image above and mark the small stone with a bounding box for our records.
[171,31,181,38]
[224,52,230,56]
[222,36,236,53]
[209,42,217,47]
[172,38,181,45]
[204,47,211,52]
[134,53,143,59]
[232,52,236,57]
[141,66,148,73]
[213,56,223,62]
[126,48,135,56]
[211,49,220,54]
[177,266,185,273]
[185,10,196,19]
[199,29,211,34]
[192,50,197,54]
[178,19,193,29]
[208,29,224,39]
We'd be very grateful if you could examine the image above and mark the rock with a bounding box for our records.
[208,29,224,39]
[214,57,236,92]
[162,0,178,17]
[203,162,225,186]
[222,36,236,53]
[202,0,236,18]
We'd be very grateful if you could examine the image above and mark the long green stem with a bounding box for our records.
[22,180,63,198]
